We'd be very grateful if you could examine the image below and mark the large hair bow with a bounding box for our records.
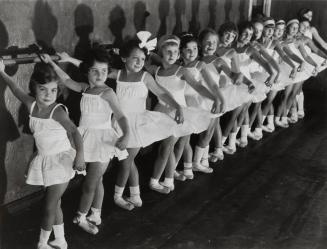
[137,31,157,53]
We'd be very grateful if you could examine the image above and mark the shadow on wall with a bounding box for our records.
[208,0,217,29]
[173,0,186,35]
[63,3,94,124]
[224,0,233,21]
[157,0,170,37]
[108,5,126,48]
[0,18,20,243]
[189,0,201,36]
[134,1,150,32]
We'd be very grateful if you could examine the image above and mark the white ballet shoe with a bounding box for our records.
[179,167,194,180]
[209,148,224,162]
[159,181,175,191]
[173,170,186,181]
[73,215,99,235]
[247,131,261,140]
[149,182,170,194]
[86,213,102,226]
[126,195,143,207]
[222,145,236,154]
[192,163,213,173]
[236,138,248,148]
[114,196,135,211]
[275,120,288,128]
[262,124,274,133]
[48,239,68,249]
[37,243,53,249]
[298,110,305,119]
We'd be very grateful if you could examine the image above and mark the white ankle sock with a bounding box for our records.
[282,116,288,124]
[38,228,51,245]
[241,124,249,138]
[52,224,65,241]
[267,115,274,125]
[163,177,174,186]
[114,185,124,199]
[297,91,304,112]
[193,146,204,164]
[228,132,237,149]
[130,186,140,196]
[150,178,159,186]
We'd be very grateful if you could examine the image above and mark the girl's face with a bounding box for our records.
[254,22,264,40]
[35,81,58,107]
[287,23,299,37]
[239,28,253,44]
[88,61,108,86]
[201,33,218,55]
[303,11,313,22]
[161,44,180,65]
[274,24,285,38]
[124,48,146,73]
[299,21,310,34]
[263,27,274,38]
[221,31,237,46]
[181,41,198,63]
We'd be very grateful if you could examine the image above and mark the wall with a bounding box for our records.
[0,0,248,205]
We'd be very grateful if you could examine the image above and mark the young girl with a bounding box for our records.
[111,33,183,207]
[0,61,85,249]
[275,19,318,126]
[175,32,226,177]
[149,35,219,192]
[196,28,253,161]
[43,47,130,235]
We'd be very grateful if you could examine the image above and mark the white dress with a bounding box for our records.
[184,62,221,117]
[238,49,267,103]
[115,70,177,148]
[78,91,128,162]
[26,102,75,187]
[204,58,252,111]
[155,66,212,137]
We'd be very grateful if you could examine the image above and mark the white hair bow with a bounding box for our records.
[137,31,157,53]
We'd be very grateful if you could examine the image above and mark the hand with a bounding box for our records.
[73,152,86,172]
[248,83,256,93]
[175,107,184,124]
[219,100,226,113]
[264,76,273,87]
[289,67,297,80]
[39,54,52,64]
[57,52,72,63]
[312,66,319,76]
[233,72,243,85]
[115,134,129,150]
[0,59,5,72]
[211,98,220,114]
[298,62,305,72]
[273,72,280,84]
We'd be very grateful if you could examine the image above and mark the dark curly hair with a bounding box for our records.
[119,38,148,58]
[29,62,58,97]
[79,46,111,74]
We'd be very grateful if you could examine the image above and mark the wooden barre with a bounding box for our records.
[2,55,61,66]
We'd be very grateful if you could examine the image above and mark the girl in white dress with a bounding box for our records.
[110,33,182,208]
[0,61,85,249]
[44,47,130,235]
[148,35,219,192]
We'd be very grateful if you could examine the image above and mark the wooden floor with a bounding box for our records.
[3,87,327,249]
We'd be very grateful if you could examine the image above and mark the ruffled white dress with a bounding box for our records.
[26,102,75,186]
[204,58,252,111]
[78,91,128,162]
[237,49,268,103]
[184,62,221,117]
[115,70,177,148]
[155,66,212,137]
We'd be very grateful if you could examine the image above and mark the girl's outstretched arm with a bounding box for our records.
[101,88,130,150]
[181,67,221,114]
[282,44,306,71]
[52,107,85,171]
[41,54,88,93]
[143,72,184,123]
[57,52,82,67]
[248,46,276,86]
[275,42,298,79]
[257,44,280,82]
[0,60,34,109]
[298,41,318,73]
[305,38,327,60]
